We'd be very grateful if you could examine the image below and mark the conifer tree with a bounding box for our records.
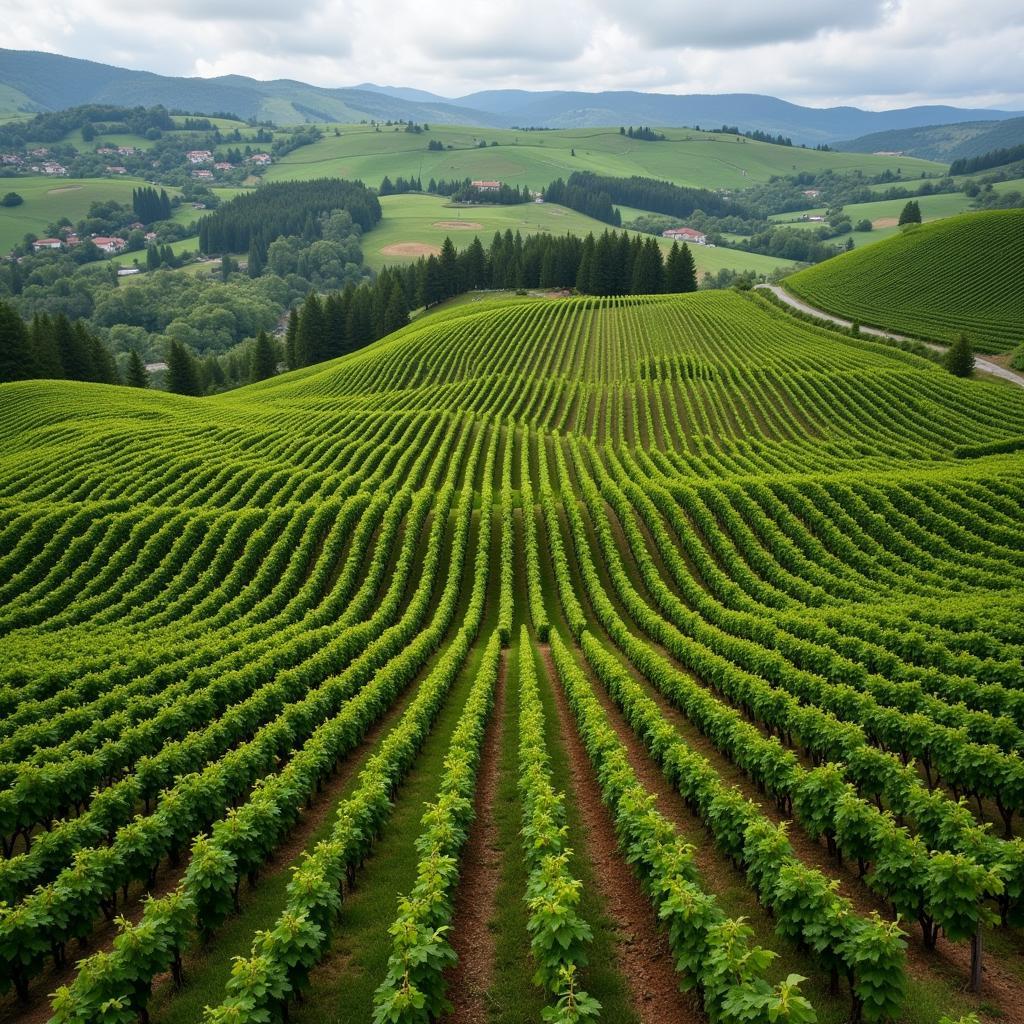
[945,333,975,378]
[284,307,300,370]
[54,314,95,381]
[126,349,149,388]
[251,330,277,381]
[296,292,327,366]
[898,200,922,225]
[0,301,35,382]
[30,314,63,378]
[166,340,202,396]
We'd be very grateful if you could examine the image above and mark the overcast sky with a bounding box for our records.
[6,0,1024,109]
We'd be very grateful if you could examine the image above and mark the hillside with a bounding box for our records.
[1,49,1019,142]
[265,123,945,192]
[838,115,1024,161]
[2,289,1024,1024]
[784,209,1024,352]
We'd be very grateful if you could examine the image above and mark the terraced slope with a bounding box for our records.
[1,291,1024,1024]
[784,210,1024,353]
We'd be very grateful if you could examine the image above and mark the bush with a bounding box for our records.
[944,333,975,377]
[1,192,23,207]
[855,219,873,232]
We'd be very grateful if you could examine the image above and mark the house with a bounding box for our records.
[41,162,67,176]
[64,233,81,246]
[214,161,234,171]
[248,153,272,165]
[32,238,63,251]
[28,147,49,157]
[801,189,821,198]
[470,179,501,191]
[144,231,158,242]
[92,236,127,254]
[186,150,213,164]
[807,215,826,222]
[191,169,214,180]
[96,147,116,155]
[117,267,141,276]
[116,146,137,156]
[1,154,23,165]
[106,166,129,175]
[192,202,207,210]
[662,227,707,244]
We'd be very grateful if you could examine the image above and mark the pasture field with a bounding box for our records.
[785,209,1024,351]
[265,123,944,191]
[1,289,1024,1024]
[364,192,795,276]
[0,177,246,254]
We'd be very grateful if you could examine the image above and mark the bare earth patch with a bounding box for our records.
[379,242,441,257]
[873,217,899,228]
[47,186,84,194]
[431,220,484,230]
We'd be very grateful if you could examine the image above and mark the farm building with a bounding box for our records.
[32,238,63,251]
[92,236,127,254]
[662,227,707,244]
[192,169,214,180]
[248,153,272,165]
[471,180,502,191]
[186,150,213,164]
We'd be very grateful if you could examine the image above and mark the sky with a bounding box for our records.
[5,0,1024,110]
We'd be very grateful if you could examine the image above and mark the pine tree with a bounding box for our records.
[54,315,94,381]
[126,349,149,388]
[284,307,300,370]
[247,239,263,278]
[87,330,120,384]
[382,285,410,335]
[30,315,63,378]
[576,235,596,293]
[898,200,922,225]
[439,237,459,298]
[166,340,202,396]
[296,292,327,366]
[251,330,277,381]
[0,301,35,382]
[419,255,444,308]
[945,333,975,378]
[146,245,160,272]
[665,241,698,293]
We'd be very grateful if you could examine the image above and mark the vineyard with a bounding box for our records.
[1,289,1024,1024]
[783,210,1024,353]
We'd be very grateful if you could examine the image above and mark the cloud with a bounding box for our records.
[3,0,1023,109]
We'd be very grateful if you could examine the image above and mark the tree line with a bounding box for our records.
[0,301,138,386]
[949,143,1024,176]
[559,171,744,221]
[198,179,381,255]
[132,187,173,225]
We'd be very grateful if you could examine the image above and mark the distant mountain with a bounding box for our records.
[0,49,497,127]
[837,116,1024,163]
[448,90,1021,144]
[0,49,1019,145]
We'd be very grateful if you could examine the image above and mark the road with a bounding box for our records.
[755,284,1024,390]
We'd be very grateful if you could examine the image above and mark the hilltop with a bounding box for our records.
[838,115,1024,161]
[784,209,1024,352]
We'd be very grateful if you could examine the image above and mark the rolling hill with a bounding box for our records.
[784,209,1024,352]
[1,48,1019,143]
[2,288,1024,1024]
[837,115,1024,162]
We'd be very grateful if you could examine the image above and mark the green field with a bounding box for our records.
[364,192,794,277]
[0,176,247,254]
[785,209,1024,351]
[265,123,944,192]
[2,288,1024,1024]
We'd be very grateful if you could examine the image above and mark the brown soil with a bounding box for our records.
[432,220,484,230]
[540,644,702,1024]
[46,186,83,194]
[873,217,899,228]
[443,651,508,1024]
[379,242,441,257]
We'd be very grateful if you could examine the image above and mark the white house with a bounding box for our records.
[32,238,63,251]
[470,180,501,191]
[186,150,213,164]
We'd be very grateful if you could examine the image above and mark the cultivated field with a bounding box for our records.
[265,124,945,191]
[1,290,1023,1024]
[785,209,1024,351]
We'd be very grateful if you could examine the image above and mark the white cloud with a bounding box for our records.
[3,0,1023,109]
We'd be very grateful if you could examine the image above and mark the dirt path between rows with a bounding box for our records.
[444,650,509,1024]
[756,284,1024,389]
[540,643,702,1024]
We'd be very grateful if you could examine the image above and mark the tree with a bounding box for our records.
[146,245,161,272]
[166,340,202,396]
[665,241,697,293]
[296,292,327,365]
[284,307,300,370]
[945,334,975,378]
[126,349,150,388]
[0,301,35,382]
[898,200,922,225]
[251,330,277,381]
[54,314,94,381]
[1,192,23,208]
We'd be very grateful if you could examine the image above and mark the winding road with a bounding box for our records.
[756,283,1024,390]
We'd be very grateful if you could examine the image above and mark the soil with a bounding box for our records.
[873,217,899,228]
[46,186,83,194]
[379,242,442,257]
[443,651,508,1024]
[432,220,484,230]
[540,643,702,1024]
